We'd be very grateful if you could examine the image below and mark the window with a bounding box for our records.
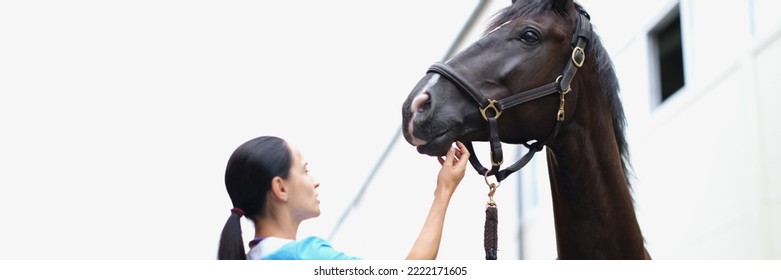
[650,5,684,106]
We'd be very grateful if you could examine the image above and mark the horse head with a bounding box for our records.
[401,0,650,260]
[401,0,593,159]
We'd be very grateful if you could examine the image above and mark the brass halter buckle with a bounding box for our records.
[480,99,502,121]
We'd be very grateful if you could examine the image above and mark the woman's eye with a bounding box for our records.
[519,30,540,44]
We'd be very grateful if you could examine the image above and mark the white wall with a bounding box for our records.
[609,0,781,260]
[503,0,781,259]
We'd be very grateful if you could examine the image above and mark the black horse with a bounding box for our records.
[401,0,650,259]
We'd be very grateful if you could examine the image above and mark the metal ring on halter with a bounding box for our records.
[484,172,501,189]
[479,99,502,121]
[572,46,586,68]
[484,172,499,205]
[555,75,572,94]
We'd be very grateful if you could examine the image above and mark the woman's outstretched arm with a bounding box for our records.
[406,141,469,260]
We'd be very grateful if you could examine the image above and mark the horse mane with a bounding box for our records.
[486,1,634,188]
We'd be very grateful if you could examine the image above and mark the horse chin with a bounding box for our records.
[415,132,458,157]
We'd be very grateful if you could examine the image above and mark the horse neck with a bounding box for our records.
[543,82,649,260]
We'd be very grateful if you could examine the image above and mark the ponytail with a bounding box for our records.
[217,209,246,260]
[219,136,292,260]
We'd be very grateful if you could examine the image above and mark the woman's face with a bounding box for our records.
[283,145,321,222]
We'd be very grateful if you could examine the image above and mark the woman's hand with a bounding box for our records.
[435,141,470,197]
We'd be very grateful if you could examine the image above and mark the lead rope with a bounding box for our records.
[484,175,499,260]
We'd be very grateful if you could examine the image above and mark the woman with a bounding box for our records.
[217,135,469,260]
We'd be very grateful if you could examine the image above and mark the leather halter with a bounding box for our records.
[427,8,593,183]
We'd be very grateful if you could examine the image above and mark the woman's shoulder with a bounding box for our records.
[297,236,329,245]
[261,236,361,260]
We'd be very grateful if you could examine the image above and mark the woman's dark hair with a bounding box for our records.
[218,136,292,260]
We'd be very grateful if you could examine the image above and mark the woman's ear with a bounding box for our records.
[270,177,288,202]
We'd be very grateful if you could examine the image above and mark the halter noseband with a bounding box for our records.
[426,8,593,183]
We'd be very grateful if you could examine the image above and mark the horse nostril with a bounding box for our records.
[411,92,431,113]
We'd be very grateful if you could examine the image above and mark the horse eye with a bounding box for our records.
[518,30,540,44]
